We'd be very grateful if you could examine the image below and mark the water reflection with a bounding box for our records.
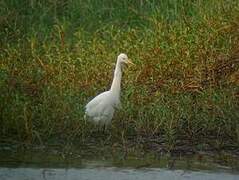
[0,145,238,180]
[0,167,239,180]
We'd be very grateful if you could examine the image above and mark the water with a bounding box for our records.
[0,145,238,180]
[1,167,239,180]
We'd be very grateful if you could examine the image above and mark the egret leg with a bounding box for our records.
[102,124,107,135]
[97,124,102,135]
[103,125,111,144]
[105,132,111,143]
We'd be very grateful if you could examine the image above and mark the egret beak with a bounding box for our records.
[126,59,135,66]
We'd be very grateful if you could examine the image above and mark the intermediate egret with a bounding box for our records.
[85,53,133,126]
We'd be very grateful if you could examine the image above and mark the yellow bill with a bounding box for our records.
[126,59,135,66]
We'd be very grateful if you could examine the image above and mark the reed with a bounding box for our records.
[1,0,239,150]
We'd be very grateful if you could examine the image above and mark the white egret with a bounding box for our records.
[85,53,133,127]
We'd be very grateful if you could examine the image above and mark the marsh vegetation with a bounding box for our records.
[0,0,239,155]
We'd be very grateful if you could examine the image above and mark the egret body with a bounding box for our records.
[85,53,133,126]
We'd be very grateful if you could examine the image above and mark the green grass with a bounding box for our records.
[0,0,239,151]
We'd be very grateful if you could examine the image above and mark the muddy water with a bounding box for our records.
[0,145,238,180]
[1,166,239,180]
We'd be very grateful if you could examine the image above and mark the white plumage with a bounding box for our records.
[85,53,133,126]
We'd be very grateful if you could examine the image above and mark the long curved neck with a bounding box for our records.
[110,60,122,97]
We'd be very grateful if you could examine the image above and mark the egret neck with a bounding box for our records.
[110,60,122,98]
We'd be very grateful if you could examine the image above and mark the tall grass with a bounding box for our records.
[0,0,239,150]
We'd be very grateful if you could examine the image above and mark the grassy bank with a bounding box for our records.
[1,0,239,152]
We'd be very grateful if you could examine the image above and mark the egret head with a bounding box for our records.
[117,53,134,65]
